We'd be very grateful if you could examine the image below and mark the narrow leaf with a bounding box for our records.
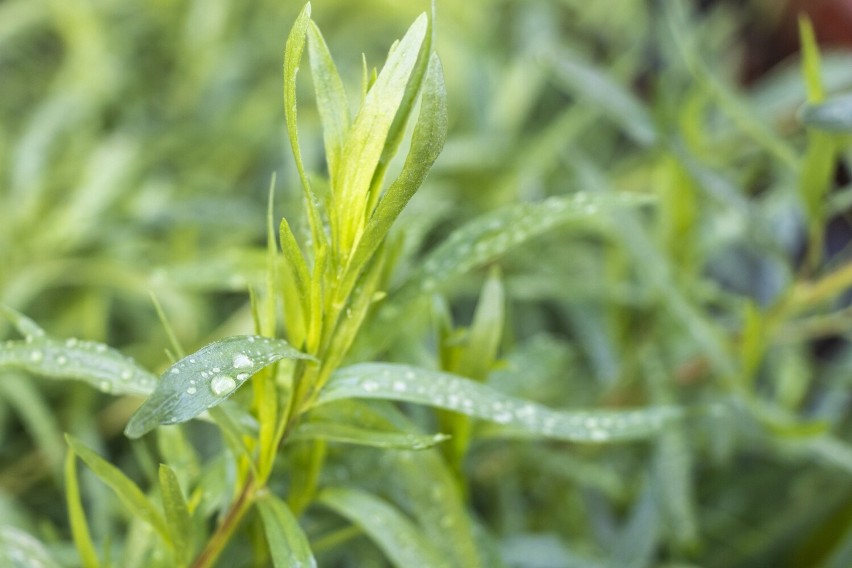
[0,338,157,396]
[318,487,449,568]
[391,192,652,305]
[257,493,317,568]
[307,20,350,177]
[65,435,169,540]
[458,266,504,381]
[65,450,100,568]
[159,464,192,563]
[292,421,449,450]
[335,13,428,249]
[0,526,62,568]
[344,53,447,288]
[314,363,682,443]
[125,335,313,439]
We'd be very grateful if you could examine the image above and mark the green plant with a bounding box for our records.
[6,1,852,567]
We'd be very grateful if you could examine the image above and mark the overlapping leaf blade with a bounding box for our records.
[0,526,62,568]
[314,363,683,443]
[257,494,317,568]
[292,421,449,450]
[318,487,449,568]
[124,335,312,439]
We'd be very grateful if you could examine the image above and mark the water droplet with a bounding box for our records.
[589,429,609,442]
[29,350,43,362]
[247,336,256,343]
[186,386,197,395]
[57,355,68,366]
[170,367,180,374]
[210,375,236,396]
[95,344,107,353]
[363,380,379,392]
[392,381,407,392]
[212,367,221,373]
[120,370,132,381]
[236,373,249,381]
[65,338,78,347]
[25,335,34,344]
[99,380,111,392]
[233,354,253,368]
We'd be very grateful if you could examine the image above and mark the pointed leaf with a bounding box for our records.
[307,20,350,177]
[65,435,169,540]
[318,487,449,568]
[292,421,449,450]
[344,53,447,288]
[335,13,428,249]
[257,493,317,568]
[65,450,100,568]
[314,363,682,443]
[125,335,313,438]
[159,465,192,563]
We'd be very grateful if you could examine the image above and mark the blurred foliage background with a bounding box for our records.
[4,0,852,566]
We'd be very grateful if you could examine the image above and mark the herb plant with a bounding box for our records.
[4,1,852,567]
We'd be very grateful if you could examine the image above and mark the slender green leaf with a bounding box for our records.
[65,450,100,568]
[314,363,683,443]
[318,487,449,568]
[0,526,62,568]
[344,52,447,288]
[800,96,852,132]
[799,16,825,103]
[390,192,652,305]
[283,2,325,250]
[0,338,157,396]
[158,465,192,563]
[335,13,428,250]
[125,335,312,439]
[256,493,317,568]
[292,421,449,450]
[65,435,169,541]
[307,20,350,178]
[545,49,657,146]
[458,266,504,381]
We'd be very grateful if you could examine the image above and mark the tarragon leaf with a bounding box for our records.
[314,363,682,443]
[0,338,157,396]
[318,487,449,568]
[125,335,312,439]
[389,192,652,306]
[292,421,449,450]
[257,494,317,568]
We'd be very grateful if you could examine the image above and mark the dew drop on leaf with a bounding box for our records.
[210,375,236,396]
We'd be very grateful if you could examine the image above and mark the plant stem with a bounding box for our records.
[190,475,257,568]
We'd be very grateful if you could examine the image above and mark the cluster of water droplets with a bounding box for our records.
[324,363,681,443]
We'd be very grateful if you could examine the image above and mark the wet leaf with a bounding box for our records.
[158,465,192,563]
[257,493,317,568]
[314,363,682,443]
[390,192,652,305]
[125,335,312,439]
[0,338,157,396]
[318,487,449,568]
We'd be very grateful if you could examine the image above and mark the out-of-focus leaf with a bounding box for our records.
[390,192,652,306]
[124,335,312,439]
[65,435,169,541]
[0,339,157,396]
[0,525,62,568]
[314,363,683,443]
[292,421,449,450]
[65,450,100,568]
[158,465,192,564]
[545,49,657,146]
[317,487,449,568]
[256,493,317,568]
[800,96,852,132]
